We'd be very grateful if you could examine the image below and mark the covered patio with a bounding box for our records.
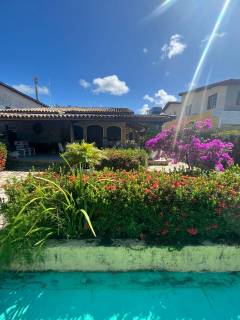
[0,107,173,157]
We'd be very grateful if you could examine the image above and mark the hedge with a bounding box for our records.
[98,148,148,170]
[1,166,240,264]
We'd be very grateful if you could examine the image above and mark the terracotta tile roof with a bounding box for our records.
[0,107,173,122]
[53,107,134,114]
[0,107,133,114]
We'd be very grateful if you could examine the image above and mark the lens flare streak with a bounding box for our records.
[174,0,232,145]
[146,0,178,20]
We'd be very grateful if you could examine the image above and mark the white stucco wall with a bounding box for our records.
[164,103,181,117]
[0,84,46,108]
[180,85,227,118]
[225,84,240,111]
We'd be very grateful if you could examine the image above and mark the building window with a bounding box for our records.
[186,105,192,116]
[237,91,240,106]
[207,93,218,110]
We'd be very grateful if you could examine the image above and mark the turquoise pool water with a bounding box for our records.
[1,272,240,320]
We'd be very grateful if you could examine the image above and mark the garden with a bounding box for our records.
[0,119,240,267]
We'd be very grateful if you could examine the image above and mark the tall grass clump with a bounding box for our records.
[0,170,96,268]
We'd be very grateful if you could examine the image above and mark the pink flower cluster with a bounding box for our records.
[145,119,234,171]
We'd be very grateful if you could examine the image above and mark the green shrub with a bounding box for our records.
[61,141,107,169]
[98,148,148,170]
[0,171,95,267]
[0,143,7,171]
[1,166,240,266]
[84,169,240,244]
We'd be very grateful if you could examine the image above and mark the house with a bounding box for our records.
[163,79,240,129]
[162,102,181,117]
[0,81,49,109]
[0,81,173,154]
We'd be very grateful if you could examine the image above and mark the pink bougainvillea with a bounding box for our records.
[145,119,234,171]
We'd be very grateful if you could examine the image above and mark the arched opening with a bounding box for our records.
[107,126,121,146]
[73,125,83,141]
[87,125,103,147]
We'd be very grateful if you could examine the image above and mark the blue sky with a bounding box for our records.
[0,0,239,113]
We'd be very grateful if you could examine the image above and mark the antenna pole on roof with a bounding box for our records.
[33,76,39,101]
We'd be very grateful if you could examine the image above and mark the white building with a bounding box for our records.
[164,79,240,129]
[162,101,181,117]
[0,81,48,109]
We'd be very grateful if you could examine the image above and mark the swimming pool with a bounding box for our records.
[0,272,240,320]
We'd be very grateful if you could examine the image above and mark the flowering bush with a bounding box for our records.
[214,130,240,165]
[98,148,148,171]
[1,167,240,253]
[0,143,7,171]
[145,119,234,171]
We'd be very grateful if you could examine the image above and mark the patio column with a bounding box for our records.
[83,126,87,140]
[69,122,74,142]
[121,124,126,144]
[102,126,107,147]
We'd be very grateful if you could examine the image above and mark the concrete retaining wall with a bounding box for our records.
[10,240,240,272]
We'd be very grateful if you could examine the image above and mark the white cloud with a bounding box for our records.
[161,34,186,59]
[139,104,150,115]
[142,48,148,55]
[143,89,177,109]
[200,32,226,47]
[92,75,129,96]
[143,94,154,103]
[154,89,177,106]
[79,79,91,89]
[13,84,49,96]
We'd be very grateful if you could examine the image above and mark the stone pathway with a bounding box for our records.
[148,162,188,172]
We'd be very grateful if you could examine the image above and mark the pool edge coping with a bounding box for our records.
[8,240,240,272]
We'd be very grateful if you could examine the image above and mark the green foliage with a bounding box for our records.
[83,168,240,244]
[0,171,96,268]
[61,141,107,168]
[0,142,7,171]
[98,148,148,171]
[1,166,240,266]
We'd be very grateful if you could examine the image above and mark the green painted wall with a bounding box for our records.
[10,240,240,272]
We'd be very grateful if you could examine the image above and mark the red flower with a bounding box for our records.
[231,190,237,197]
[144,188,151,195]
[173,181,181,188]
[68,175,77,183]
[82,174,89,184]
[146,175,152,182]
[152,181,159,190]
[187,228,198,236]
[105,185,117,191]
